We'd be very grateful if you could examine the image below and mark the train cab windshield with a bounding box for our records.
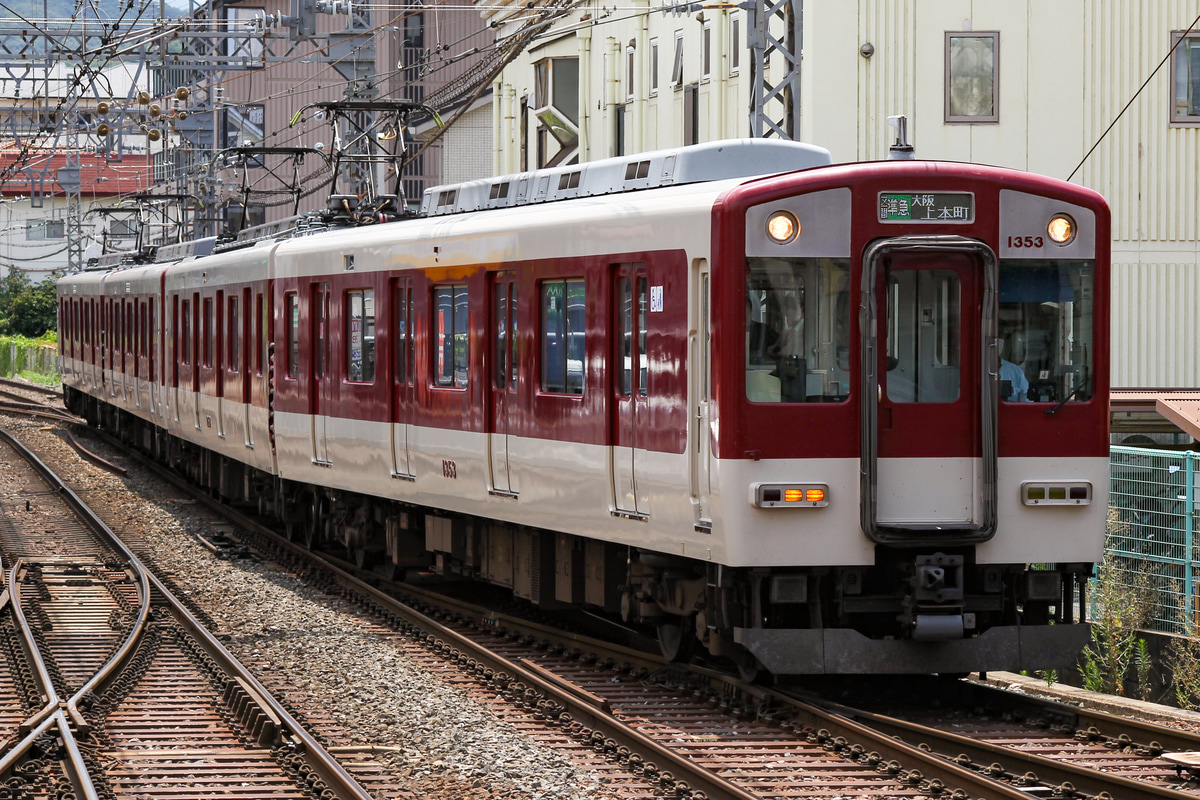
[745,257,851,403]
[997,259,1094,404]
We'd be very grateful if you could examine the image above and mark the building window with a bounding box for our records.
[286,293,299,378]
[945,31,999,123]
[224,105,265,152]
[225,7,264,64]
[702,22,712,81]
[434,285,469,388]
[26,220,64,239]
[346,289,376,383]
[541,279,585,395]
[650,38,659,96]
[109,217,137,238]
[1172,31,1200,123]
[532,57,580,167]
[684,83,699,144]
[672,30,685,88]
[626,43,636,101]
[730,16,740,75]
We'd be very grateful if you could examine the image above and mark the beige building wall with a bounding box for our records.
[487,0,1200,388]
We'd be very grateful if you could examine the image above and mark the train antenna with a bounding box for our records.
[887,115,915,160]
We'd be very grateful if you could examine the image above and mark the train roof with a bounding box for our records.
[419,139,833,216]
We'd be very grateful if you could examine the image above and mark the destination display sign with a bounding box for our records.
[878,192,975,223]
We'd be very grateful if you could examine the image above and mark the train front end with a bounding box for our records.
[711,161,1109,674]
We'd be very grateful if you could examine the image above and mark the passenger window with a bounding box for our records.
[346,289,376,383]
[434,285,469,388]
[286,293,300,378]
[885,270,960,403]
[203,298,213,368]
[541,279,585,394]
[228,295,240,373]
[998,259,1094,404]
[181,300,191,366]
[745,257,851,403]
[394,284,411,384]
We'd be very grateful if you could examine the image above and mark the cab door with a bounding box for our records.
[612,264,648,517]
[489,274,519,495]
[311,282,332,464]
[861,237,997,545]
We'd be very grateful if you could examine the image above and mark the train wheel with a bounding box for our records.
[733,651,763,684]
[656,616,695,662]
[303,489,327,550]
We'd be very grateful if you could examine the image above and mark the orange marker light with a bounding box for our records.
[805,488,826,503]
[784,488,805,503]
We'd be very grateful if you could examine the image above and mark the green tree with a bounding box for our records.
[0,271,59,338]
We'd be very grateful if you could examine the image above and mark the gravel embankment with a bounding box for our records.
[0,412,614,800]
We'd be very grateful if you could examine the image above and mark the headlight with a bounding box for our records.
[766,211,800,244]
[1047,213,1076,245]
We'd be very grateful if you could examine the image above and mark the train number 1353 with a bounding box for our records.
[442,459,458,479]
[1007,234,1044,248]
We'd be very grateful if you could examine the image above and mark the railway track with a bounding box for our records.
[0,424,395,800]
[11,399,1200,800]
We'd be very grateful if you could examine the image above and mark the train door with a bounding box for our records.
[690,262,712,527]
[311,282,332,464]
[214,291,226,438]
[861,238,997,544]
[489,273,518,495]
[612,264,649,517]
[191,293,202,430]
[241,289,253,447]
[390,279,413,478]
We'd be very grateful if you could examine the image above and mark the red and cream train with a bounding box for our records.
[57,139,1110,675]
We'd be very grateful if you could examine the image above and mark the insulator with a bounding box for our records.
[177,111,187,120]
[148,129,161,142]
[96,123,109,137]
[96,101,109,115]
[137,91,150,104]
[149,103,161,118]
[175,86,189,101]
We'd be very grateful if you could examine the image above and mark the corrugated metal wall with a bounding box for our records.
[857,0,915,162]
[1083,1,1200,387]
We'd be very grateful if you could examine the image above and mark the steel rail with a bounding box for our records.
[816,697,1196,799]
[0,426,374,800]
[962,678,1200,755]
[211,502,1030,800]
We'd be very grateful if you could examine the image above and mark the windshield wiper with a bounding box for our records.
[1044,382,1087,416]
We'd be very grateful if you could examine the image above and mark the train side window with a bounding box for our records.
[393,284,411,383]
[255,292,265,376]
[202,298,213,368]
[285,292,300,379]
[746,257,851,403]
[148,299,155,382]
[541,279,585,395]
[619,278,633,396]
[998,259,1094,404]
[181,300,191,366]
[345,289,376,383]
[433,284,468,388]
[228,295,240,374]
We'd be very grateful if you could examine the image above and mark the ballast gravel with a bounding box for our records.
[0,412,613,800]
